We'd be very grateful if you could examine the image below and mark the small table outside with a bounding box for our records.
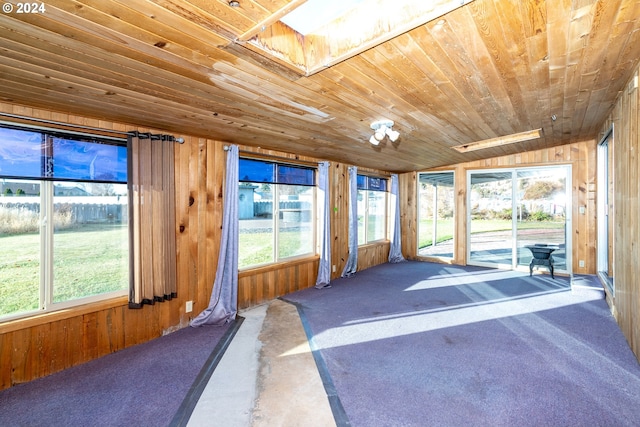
[525,244,559,279]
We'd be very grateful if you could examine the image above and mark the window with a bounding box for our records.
[357,175,388,245]
[238,158,316,269]
[0,126,128,320]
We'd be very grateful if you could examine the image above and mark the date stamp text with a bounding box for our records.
[3,3,47,14]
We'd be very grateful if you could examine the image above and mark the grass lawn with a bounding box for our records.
[0,225,128,317]
[239,229,314,268]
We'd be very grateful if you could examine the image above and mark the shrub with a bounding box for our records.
[529,210,553,221]
[497,208,512,220]
[0,204,75,235]
[0,205,39,234]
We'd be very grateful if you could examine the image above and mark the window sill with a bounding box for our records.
[239,254,320,278]
[357,240,390,248]
[0,295,128,334]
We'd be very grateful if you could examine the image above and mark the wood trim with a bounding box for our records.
[0,296,128,334]
[239,255,320,278]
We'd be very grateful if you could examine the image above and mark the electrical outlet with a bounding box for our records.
[579,260,585,268]
[186,300,193,313]
[332,265,336,273]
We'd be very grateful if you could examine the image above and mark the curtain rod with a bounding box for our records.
[128,131,184,144]
[0,112,183,143]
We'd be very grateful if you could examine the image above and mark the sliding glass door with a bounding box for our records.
[597,128,614,294]
[468,171,513,268]
[515,168,568,271]
[418,172,455,259]
[468,166,571,274]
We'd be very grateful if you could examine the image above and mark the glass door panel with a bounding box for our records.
[598,130,614,293]
[515,168,568,271]
[468,171,513,268]
[418,172,455,259]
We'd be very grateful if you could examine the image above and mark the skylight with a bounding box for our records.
[279,0,365,35]
[238,0,475,76]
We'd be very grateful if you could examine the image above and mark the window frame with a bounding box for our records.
[238,157,317,270]
[417,171,455,260]
[0,125,128,322]
[597,125,614,295]
[357,174,389,245]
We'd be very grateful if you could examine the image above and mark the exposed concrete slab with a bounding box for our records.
[252,300,336,427]
[187,300,335,427]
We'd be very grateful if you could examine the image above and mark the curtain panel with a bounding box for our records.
[191,145,239,326]
[128,134,177,308]
[342,166,358,277]
[388,174,406,263]
[315,161,331,288]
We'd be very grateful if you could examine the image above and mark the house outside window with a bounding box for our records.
[238,158,316,269]
[0,126,128,321]
[357,174,388,245]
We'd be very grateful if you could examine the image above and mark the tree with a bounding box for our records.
[522,180,564,200]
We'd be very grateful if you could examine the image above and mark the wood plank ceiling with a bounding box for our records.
[0,0,639,172]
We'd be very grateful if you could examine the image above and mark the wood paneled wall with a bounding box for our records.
[599,65,640,359]
[0,104,390,390]
[399,139,598,275]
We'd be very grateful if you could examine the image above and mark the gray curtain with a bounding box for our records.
[315,161,332,288]
[341,166,358,277]
[388,174,406,263]
[191,145,239,327]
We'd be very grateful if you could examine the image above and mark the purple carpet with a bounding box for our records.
[284,261,640,426]
[0,321,237,427]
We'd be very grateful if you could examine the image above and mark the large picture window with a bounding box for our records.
[0,126,128,320]
[357,175,388,245]
[238,158,316,269]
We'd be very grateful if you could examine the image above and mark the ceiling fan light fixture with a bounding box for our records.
[228,1,240,7]
[369,120,399,145]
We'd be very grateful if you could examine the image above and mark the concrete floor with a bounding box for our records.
[187,300,336,427]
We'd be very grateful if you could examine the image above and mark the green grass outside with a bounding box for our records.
[239,229,313,268]
[0,225,128,317]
